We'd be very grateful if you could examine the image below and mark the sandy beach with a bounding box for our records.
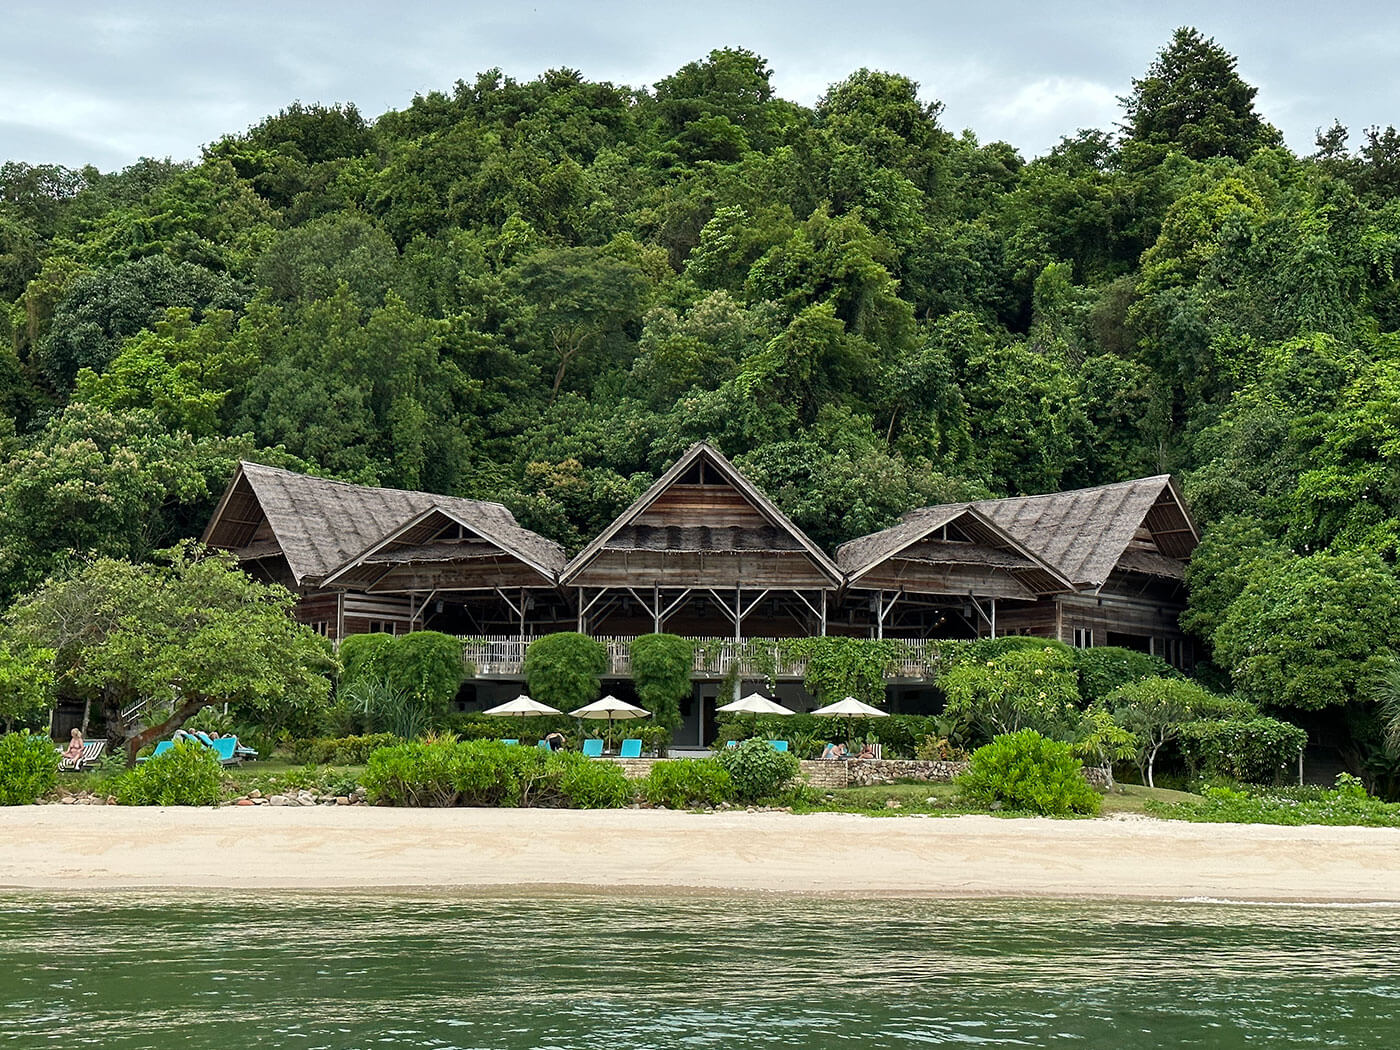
[3,807,1399,901]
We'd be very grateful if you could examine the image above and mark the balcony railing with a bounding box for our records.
[462,635,935,680]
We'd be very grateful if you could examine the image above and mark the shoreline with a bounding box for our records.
[4,807,1399,902]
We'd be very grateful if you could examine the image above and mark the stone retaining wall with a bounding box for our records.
[605,755,1110,789]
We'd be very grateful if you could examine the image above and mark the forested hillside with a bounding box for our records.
[2,29,1399,761]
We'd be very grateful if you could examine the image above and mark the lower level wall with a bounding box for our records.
[606,757,1109,789]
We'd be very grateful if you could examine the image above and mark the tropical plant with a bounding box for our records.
[630,633,693,732]
[522,633,608,711]
[713,738,799,802]
[0,730,59,804]
[957,729,1101,816]
[113,740,223,805]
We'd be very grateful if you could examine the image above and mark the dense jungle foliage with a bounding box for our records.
[2,28,1400,776]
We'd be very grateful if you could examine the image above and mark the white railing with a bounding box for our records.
[461,635,935,680]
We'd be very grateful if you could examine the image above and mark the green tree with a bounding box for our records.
[1103,677,1252,787]
[0,638,53,733]
[1213,550,1400,711]
[1120,27,1282,162]
[629,634,694,733]
[11,546,335,764]
[522,632,607,712]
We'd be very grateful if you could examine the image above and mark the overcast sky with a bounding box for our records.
[4,1,1397,171]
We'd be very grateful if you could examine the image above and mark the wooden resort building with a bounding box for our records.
[203,444,1200,741]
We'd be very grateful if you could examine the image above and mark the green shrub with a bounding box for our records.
[0,731,59,805]
[714,738,800,802]
[1075,646,1179,704]
[641,759,734,808]
[1177,717,1307,785]
[379,631,465,720]
[522,632,608,711]
[1145,774,1400,827]
[114,741,223,806]
[289,733,401,765]
[363,738,631,809]
[630,633,694,732]
[339,632,396,686]
[957,729,1101,816]
[362,739,463,806]
[552,752,632,809]
[937,636,1071,676]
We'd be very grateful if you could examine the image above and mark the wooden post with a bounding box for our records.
[991,598,997,638]
[820,590,827,637]
[577,587,584,632]
[653,583,661,633]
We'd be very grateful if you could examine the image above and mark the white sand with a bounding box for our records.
[3,807,1398,901]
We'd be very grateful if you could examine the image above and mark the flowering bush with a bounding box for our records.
[941,646,1082,741]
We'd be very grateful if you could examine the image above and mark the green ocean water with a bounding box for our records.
[1,894,1396,1048]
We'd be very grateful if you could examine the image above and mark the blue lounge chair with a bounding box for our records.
[209,738,240,764]
[725,740,739,748]
[619,739,642,759]
[582,739,604,758]
[769,740,789,752]
[501,739,519,746]
[230,736,258,759]
[537,738,552,750]
[137,739,177,763]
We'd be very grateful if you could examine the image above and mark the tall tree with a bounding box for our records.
[1120,27,1282,162]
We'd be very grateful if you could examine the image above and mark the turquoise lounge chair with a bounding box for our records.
[136,739,177,764]
[725,740,739,748]
[537,738,552,750]
[769,740,789,752]
[209,738,240,764]
[619,739,642,759]
[501,738,519,746]
[582,739,604,758]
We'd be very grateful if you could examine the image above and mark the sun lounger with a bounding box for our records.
[57,739,106,771]
[501,739,519,746]
[725,740,739,748]
[230,736,258,759]
[768,740,789,752]
[209,738,240,764]
[537,738,552,749]
[581,739,604,757]
[619,739,642,759]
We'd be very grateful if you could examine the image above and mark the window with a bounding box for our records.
[1073,627,1092,648]
[310,621,330,637]
[368,620,401,635]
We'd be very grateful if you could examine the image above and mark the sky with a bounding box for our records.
[4,0,1398,171]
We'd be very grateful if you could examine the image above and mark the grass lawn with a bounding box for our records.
[795,779,1203,818]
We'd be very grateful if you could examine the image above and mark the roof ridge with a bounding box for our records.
[240,461,517,517]
[975,475,1172,507]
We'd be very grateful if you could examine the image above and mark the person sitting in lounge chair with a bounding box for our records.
[857,742,876,759]
[821,742,847,760]
[62,729,86,770]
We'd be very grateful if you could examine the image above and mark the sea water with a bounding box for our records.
[0,894,1396,1048]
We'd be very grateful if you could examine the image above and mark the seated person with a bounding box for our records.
[62,728,85,770]
[857,742,876,759]
[821,741,847,760]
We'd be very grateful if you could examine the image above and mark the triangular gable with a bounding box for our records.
[561,443,842,585]
[321,504,562,591]
[203,462,562,588]
[975,475,1199,589]
[837,504,1073,596]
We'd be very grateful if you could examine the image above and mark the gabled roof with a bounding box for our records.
[321,504,563,590]
[202,462,564,587]
[561,442,842,585]
[975,475,1198,588]
[836,504,1074,595]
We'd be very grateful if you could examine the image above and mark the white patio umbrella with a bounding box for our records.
[569,695,651,749]
[809,695,888,754]
[716,692,796,716]
[716,692,795,741]
[481,694,562,719]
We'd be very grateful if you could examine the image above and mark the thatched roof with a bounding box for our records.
[976,475,1197,587]
[562,442,842,585]
[838,475,1197,592]
[203,463,564,587]
[836,505,1072,595]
